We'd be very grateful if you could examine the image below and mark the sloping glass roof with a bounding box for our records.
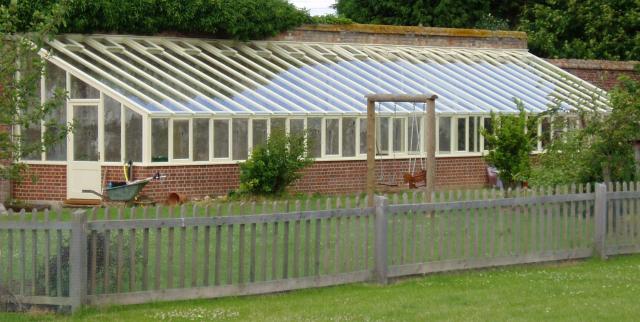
[44,35,610,116]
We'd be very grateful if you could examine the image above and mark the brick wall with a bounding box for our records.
[12,164,66,201]
[12,157,489,202]
[547,59,640,91]
[271,24,528,49]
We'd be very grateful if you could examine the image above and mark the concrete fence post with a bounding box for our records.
[594,183,608,259]
[374,195,388,284]
[69,210,88,312]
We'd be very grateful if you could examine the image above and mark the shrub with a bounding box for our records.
[481,101,539,190]
[238,131,313,196]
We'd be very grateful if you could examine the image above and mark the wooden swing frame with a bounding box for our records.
[366,94,437,206]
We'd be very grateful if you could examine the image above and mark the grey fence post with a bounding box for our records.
[374,195,388,284]
[594,183,608,259]
[69,210,88,312]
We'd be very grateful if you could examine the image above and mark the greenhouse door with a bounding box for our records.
[67,104,102,199]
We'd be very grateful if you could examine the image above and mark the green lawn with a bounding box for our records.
[3,255,640,321]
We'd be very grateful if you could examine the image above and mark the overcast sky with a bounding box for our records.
[289,0,337,16]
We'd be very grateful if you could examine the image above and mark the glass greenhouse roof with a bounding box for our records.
[44,35,610,116]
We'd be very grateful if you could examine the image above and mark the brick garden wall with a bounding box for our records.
[271,24,528,49]
[12,157,489,202]
[547,59,639,91]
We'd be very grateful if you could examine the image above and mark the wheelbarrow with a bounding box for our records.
[83,172,165,202]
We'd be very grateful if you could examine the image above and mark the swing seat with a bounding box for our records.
[403,170,426,189]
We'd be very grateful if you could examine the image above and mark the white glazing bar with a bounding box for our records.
[48,40,171,115]
[198,42,307,115]
[456,48,571,111]
[517,54,609,111]
[416,50,520,112]
[502,51,606,110]
[372,47,498,113]
[120,39,242,115]
[401,49,514,113]
[358,47,477,113]
[266,44,367,109]
[298,44,400,114]
[62,42,192,114]
[153,47,273,115]
[239,44,359,114]
[445,50,547,113]
[85,40,210,114]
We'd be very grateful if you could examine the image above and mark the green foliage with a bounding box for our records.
[481,101,538,189]
[335,0,639,60]
[0,2,70,184]
[10,0,309,40]
[530,74,640,186]
[238,131,313,196]
[310,14,353,25]
[520,0,640,60]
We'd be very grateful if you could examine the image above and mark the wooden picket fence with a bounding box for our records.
[1,182,639,312]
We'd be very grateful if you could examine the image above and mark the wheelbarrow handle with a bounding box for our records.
[82,189,105,199]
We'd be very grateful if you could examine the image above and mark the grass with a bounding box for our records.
[2,254,640,321]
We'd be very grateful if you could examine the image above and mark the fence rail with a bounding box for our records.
[1,182,640,312]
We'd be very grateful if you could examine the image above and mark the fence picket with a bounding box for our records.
[129,208,137,292]
[142,207,150,291]
[44,209,51,296]
[250,222,257,283]
[214,224,222,285]
[239,223,245,284]
[167,207,175,289]
[153,207,161,290]
[293,202,301,278]
[283,220,290,279]
[272,221,279,280]
[19,209,25,295]
[191,205,198,288]
[227,224,234,284]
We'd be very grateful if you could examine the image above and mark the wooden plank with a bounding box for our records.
[116,208,124,293]
[203,208,211,286]
[514,196,521,256]
[239,224,245,284]
[489,190,496,258]
[154,207,162,291]
[129,208,137,292]
[261,222,268,281]
[314,218,321,276]
[283,220,290,279]
[191,205,198,288]
[44,210,51,296]
[56,216,62,296]
[227,224,233,284]
[103,229,111,294]
[214,224,222,286]
[88,271,372,306]
[354,213,361,271]
[388,249,593,278]
[401,210,408,264]
[142,207,150,291]
[304,218,311,276]
[250,223,257,283]
[31,209,37,296]
[179,223,186,289]
[272,221,279,280]
[167,214,175,290]
[464,190,471,258]
[20,209,25,295]
[293,203,301,278]
[498,192,504,257]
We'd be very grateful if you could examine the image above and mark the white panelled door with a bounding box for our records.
[67,104,102,199]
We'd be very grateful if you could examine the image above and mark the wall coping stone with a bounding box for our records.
[547,59,640,71]
[297,24,527,40]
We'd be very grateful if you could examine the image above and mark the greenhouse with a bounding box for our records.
[18,34,609,200]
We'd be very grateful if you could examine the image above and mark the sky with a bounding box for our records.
[289,0,337,16]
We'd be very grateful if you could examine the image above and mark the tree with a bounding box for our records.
[238,131,313,196]
[334,0,539,29]
[335,0,639,61]
[520,0,640,61]
[481,101,539,189]
[530,71,640,186]
[9,0,309,40]
[0,1,70,183]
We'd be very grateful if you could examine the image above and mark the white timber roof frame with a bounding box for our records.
[41,34,610,117]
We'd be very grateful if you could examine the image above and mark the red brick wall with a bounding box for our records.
[12,157,489,202]
[547,59,640,91]
[12,164,66,201]
[271,24,528,49]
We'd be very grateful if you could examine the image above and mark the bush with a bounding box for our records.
[481,101,539,189]
[9,0,309,40]
[238,131,313,196]
[530,74,640,186]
